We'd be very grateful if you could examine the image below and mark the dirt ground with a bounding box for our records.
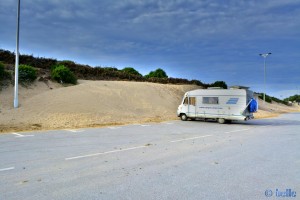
[1,80,299,133]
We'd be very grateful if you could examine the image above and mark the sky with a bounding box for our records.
[0,0,299,99]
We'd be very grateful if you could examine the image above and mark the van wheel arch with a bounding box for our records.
[180,114,188,121]
[217,118,226,124]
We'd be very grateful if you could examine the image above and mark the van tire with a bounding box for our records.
[218,118,226,124]
[180,114,188,121]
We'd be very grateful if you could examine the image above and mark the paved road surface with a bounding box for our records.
[1,113,299,200]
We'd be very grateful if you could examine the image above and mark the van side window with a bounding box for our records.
[203,97,219,104]
[189,97,196,106]
[183,97,196,106]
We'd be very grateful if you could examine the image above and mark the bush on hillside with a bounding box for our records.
[145,68,168,78]
[258,93,289,105]
[51,64,77,84]
[210,81,228,89]
[258,93,272,103]
[19,64,37,83]
[0,62,9,81]
[284,95,300,103]
[121,67,142,77]
[190,79,205,86]
[0,62,12,89]
[0,49,216,88]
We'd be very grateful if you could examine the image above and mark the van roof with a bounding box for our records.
[186,88,248,96]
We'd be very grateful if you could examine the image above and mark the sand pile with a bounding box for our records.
[1,80,299,133]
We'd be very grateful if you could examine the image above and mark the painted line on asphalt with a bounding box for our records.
[12,133,34,137]
[169,135,212,143]
[65,129,85,133]
[140,125,151,127]
[225,129,250,134]
[65,145,148,160]
[0,167,15,172]
[108,127,122,130]
[259,125,271,128]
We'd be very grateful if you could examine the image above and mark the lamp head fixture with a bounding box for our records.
[259,53,272,58]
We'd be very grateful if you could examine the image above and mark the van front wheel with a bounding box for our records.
[218,118,226,124]
[180,114,188,121]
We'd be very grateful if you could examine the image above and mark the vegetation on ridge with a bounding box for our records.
[0,49,210,87]
[0,49,298,105]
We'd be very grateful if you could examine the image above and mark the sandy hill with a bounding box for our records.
[0,80,299,133]
[0,80,200,132]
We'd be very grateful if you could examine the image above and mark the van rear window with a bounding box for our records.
[203,97,219,104]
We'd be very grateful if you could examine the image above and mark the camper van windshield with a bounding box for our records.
[203,97,219,104]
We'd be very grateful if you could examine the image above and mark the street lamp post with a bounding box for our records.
[259,52,272,104]
[14,0,21,108]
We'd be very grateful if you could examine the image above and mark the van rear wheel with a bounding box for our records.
[217,118,226,124]
[180,114,188,121]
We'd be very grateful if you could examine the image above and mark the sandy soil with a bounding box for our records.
[254,98,300,119]
[1,80,299,133]
[0,80,200,133]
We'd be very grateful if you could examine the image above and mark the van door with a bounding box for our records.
[187,96,196,118]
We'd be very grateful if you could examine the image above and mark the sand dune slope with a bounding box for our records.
[1,80,299,133]
[0,80,200,132]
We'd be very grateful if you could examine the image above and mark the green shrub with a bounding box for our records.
[19,64,37,83]
[284,95,300,103]
[258,93,273,103]
[51,64,77,84]
[209,81,228,89]
[0,62,6,81]
[121,67,142,77]
[145,68,168,78]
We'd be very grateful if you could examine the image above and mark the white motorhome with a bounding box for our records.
[177,86,258,123]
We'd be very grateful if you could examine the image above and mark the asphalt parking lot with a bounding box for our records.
[1,113,299,200]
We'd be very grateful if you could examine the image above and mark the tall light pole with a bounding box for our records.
[259,52,272,104]
[14,0,21,108]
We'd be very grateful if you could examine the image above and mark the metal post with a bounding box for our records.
[259,53,272,104]
[263,56,266,103]
[14,0,20,108]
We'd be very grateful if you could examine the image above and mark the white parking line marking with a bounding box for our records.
[108,127,121,130]
[225,129,250,134]
[0,167,15,172]
[141,125,150,127]
[65,129,85,133]
[12,133,34,137]
[65,145,148,160]
[259,125,271,128]
[170,135,212,143]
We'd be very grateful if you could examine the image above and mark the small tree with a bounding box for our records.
[145,68,168,78]
[121,67,142,77]
[51,64,77,84]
